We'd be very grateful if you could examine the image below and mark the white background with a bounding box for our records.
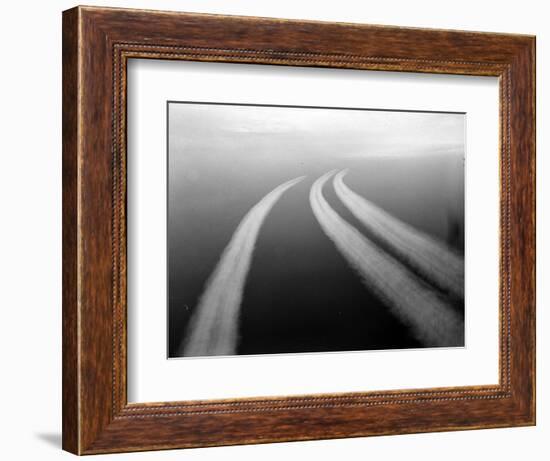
[128,60,499,402]
[0,0,546,460]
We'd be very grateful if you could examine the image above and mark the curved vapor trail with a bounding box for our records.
[310,170,463,347]
[333,169,464,299]
[181,176,305,357]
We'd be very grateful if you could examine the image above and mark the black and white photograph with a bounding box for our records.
[167,102,465,358]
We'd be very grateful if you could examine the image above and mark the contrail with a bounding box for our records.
[310,170,463,347]
[180,176,305,357]
[333,169,464,299]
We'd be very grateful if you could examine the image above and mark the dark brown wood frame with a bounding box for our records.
[62,5,536,455]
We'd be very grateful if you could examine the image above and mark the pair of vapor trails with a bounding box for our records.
[180,169,464,357]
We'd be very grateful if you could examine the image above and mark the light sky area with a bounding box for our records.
[169,102,465,162]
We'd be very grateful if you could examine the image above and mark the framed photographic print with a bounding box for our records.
[62,6,535,455]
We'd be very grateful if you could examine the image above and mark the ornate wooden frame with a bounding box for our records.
[62,5,535,455]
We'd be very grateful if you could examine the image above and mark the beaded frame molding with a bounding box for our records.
[62,6,535,455]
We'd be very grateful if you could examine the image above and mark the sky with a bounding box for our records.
[168,102,465,163]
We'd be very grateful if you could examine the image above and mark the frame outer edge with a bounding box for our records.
[527,35,536,425]
[503,37,536,424]
[62,6,81,455]
[532,36,537,425]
